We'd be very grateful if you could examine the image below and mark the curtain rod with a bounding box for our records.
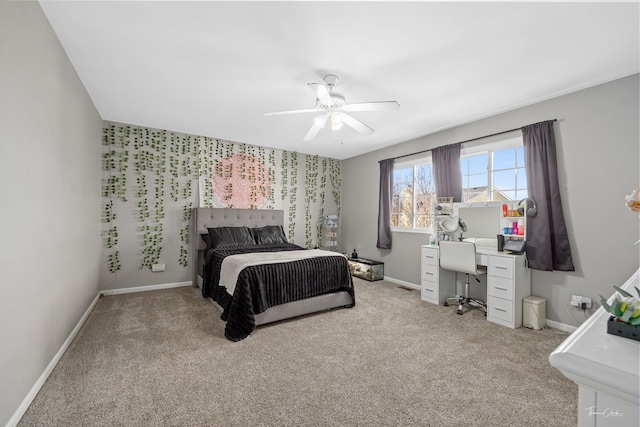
[390,119,558,161]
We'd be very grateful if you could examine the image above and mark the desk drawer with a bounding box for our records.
[421,247,439,266]
[421,263,439,282]
[488,276,514,300]
[489,256,514,279]
[421,280,439,305]
[488,296,513,323]
[421,280,437,295]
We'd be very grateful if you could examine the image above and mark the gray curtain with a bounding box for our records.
[522,121,575,271]
[432,143,462,202]
[377,158,394,249]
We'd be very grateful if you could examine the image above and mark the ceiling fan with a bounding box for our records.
[263,74,400,141]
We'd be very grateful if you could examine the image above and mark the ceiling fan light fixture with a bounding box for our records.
[317,92,345,111]
[263,73,399,141]
[314,115,328,128]
[330,112,343,130]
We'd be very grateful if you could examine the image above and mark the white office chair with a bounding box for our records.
[439,241,487,315]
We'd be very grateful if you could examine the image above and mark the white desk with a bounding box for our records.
[549,269,640,426]
[420,244,531,328]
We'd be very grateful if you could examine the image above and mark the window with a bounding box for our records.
[391,157,435,230]
[390,136,527,232]
[461,137,527,202]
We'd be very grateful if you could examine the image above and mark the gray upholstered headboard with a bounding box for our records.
[191,208,285,286]
[193,207,285,251]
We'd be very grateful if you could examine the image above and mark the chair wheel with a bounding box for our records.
[456,310,463,315]
[443,302,449,307]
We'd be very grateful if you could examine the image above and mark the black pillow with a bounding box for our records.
[207,226,255,249]
[200,233,212,249]
[251,225,288,245]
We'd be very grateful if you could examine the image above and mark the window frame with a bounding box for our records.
[460,136,526,203]
[390,154,435,233]
[390,136,526,234]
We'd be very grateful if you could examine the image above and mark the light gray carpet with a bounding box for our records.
[19,279,577,426]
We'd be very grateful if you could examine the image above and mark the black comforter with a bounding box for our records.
[203,244,355,341]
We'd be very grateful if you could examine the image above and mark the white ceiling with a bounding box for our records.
[39,1,639,160]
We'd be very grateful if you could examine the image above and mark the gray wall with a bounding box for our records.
[342,74,639,328]
[0,2,103,426]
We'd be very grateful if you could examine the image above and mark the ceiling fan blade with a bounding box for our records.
[263,108,319,117]
[307,83,332,104]
[303,114,329,141]
[342,101,400,112]
[341,113,374,135]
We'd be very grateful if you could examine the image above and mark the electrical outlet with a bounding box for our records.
[571,295,592,308]
[152,263,166,272]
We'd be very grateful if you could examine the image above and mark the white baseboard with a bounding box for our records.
[100,281,192,296]
[545,319,577,333]
[6,291,101,427]
[8,280,192,427]
[384,276,420,291]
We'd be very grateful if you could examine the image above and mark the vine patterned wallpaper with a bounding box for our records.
[102,123,341,273]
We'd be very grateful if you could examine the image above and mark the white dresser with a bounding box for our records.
[420,245,454,305]
[420,244,530,328]
[550,269,639,427]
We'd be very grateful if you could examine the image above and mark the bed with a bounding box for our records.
[191,208,355,341]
